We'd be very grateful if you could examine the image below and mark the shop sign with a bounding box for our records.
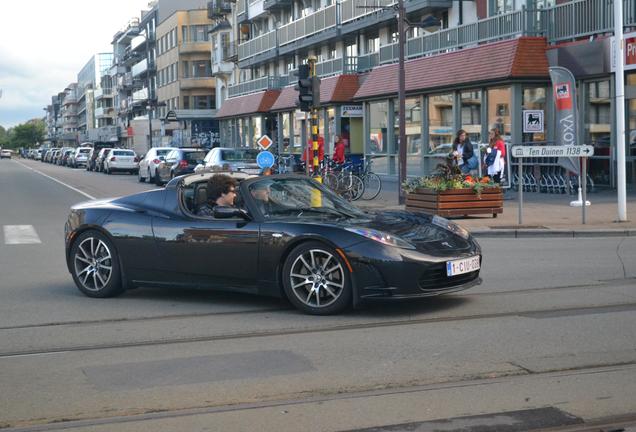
[341,105,363,117]
[523,110,544,133]
[611,32,636,71]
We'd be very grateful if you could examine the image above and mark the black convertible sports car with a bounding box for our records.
[65,173,482,315]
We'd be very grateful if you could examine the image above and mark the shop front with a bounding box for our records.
[270,75,362,164]
[355,37,550,177]
[216,89,280,148]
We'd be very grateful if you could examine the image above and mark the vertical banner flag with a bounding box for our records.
[549,66,581,175]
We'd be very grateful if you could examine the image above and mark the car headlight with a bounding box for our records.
[431,215,470,239]
[345,227,415,249]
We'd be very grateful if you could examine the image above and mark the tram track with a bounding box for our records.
[2,301,635,359]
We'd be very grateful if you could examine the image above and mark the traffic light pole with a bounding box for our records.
[308,57,321,183]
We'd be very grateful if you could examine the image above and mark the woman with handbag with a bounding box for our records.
[450,129,478,174]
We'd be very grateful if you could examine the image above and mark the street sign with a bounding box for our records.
[257,134,273,151]
[256,151,275,169]
[523,110,544,133]
[511,145,594,158]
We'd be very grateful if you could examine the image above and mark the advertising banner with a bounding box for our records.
[549,66,581,176]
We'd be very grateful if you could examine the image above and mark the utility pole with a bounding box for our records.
[615,0,627,221]
[308,56,321,183]
[397,0,407,204]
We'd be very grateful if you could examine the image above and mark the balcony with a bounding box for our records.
[208,0,232,18]
[63,95,78,105]
[94,88,113,100]
[340,0,395,25]
[212,61,234,77]
[228,76,280,98]
[238,29,276,61]
[132,88,149,104]
[236,0,247,23]
[95,106,115,118]
[263,0,291,11]
[180,77,215,90]
[180,41,211,54]
[278,4,337,47]
[132,58,154,77]
[222,41,238,62]
[130,34,147,52]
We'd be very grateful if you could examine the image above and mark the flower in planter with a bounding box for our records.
[403,163,498,196]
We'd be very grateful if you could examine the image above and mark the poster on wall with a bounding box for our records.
[611,31,636,72]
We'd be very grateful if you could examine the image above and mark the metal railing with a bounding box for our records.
[222,41,239,61]
[228,75,280,98]
[238,29,277,60]
[236,0,246,17]
[340,0,395,24]
[278,4,337,46]
[356,52,379,72]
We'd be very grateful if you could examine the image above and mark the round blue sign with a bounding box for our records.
[256,151,275,169]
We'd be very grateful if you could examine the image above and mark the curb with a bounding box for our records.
[471,229,636,238]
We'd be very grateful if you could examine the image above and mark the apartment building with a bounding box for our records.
[77,53,114,143]
[59,83,79,146]
[215,0,636,188]
[44,95,62,146]
[155,4,218,148]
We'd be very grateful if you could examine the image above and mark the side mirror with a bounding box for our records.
[213,206,251,220]
[194,164,204,172]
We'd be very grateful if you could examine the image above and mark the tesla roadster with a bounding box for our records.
[65,173,482,315]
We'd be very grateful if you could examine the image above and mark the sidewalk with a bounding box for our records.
[356,178,636,237]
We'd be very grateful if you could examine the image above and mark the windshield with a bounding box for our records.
[221,149,258,162]
[184,151,206,163]
[156,149,172,157]
[247,177,367,220]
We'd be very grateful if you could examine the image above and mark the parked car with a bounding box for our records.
[60,149,75,166]
[196,147,260,174]
[51,149,62,164]
[35,149,43,160]
[95,148,112,172]
[102,149,139,175]
[1,149,12,159]
[154,148,207,186]
[69,147,91,168]
[138,147,177,183]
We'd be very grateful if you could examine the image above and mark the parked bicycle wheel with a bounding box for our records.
[361,173,382,200]
[323,172,339,190]
[344,175,365,201]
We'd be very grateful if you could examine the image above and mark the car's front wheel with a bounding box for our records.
[70,230,124,298]
[282,242,352,315]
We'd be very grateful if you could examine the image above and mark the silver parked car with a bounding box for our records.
[138,147,177,183]
[195,147,261,174]
[102,149,139,175]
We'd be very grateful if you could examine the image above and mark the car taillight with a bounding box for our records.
[110,157,116,161]
[134,156,140,162]
[153,159,161,164]
[179,160,188,169]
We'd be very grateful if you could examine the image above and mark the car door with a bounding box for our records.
[151,189,260,292]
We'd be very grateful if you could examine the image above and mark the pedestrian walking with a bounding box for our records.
[450,129,478,174]
[485,129,505,184]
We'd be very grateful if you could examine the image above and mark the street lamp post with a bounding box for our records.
[397,0,407,204]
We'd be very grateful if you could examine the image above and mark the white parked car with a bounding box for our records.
[69,147,92,168]
[195,147,261,174]
[0,149,12,159]
[102,149,139,175]
[138,147,177,183]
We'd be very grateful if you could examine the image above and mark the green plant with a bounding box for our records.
[402,163,498,196]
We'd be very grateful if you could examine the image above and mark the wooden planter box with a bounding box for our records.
[406,187,503,218]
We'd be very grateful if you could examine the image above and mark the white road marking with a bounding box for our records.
[3,225,42,245]
[12,159,96,200]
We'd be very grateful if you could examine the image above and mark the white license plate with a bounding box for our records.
[446,256,480,276]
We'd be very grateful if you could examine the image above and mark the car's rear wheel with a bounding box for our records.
[70,231,124,298]
[282,242,352,315]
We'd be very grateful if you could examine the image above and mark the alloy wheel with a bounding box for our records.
[73,237,113,292]
[289,249,344,308]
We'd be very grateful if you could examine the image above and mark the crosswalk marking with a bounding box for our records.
[3,225,42,245]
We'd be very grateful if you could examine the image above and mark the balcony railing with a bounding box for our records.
[278,4,337,46]
[222,41,239,61]
[208,0,232,18]
[228,76,280,98]
[132,88,149,104]
[340,0,395,24]
[238,30,277,60]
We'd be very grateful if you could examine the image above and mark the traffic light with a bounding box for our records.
[295,64,320,112]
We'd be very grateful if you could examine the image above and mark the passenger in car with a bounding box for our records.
[249,181,275,216]
[196,174,239,217]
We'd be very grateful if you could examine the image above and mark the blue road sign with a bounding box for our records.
[256,151,275,169]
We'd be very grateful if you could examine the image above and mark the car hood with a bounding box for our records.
[343,211,476,255]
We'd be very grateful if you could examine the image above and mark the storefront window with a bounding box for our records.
[488,87,511,143]
[369,101,388,154]
[240,118,249,148]
[394,97,422,176]
[460,90,482,143]
[627,73,636,187]
[585,80,611,186]
[252,116,262,148]
[327,108,336,154]
[522,87,547,143]
[282,113,291,153]
[293,110,304,152]
[428,93,453,152]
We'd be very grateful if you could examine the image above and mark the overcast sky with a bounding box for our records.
[0,0,151,129]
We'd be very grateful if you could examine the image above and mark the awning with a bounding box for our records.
[216,90,281,119]
[354,37,549,100]
[271,74,360,111]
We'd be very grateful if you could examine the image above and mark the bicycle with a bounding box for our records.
[322,159,364,201]
[275,155,294,174]
[357,157,382,200]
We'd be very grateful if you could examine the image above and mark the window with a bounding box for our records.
[522,87,547,142]
[193,95,214,109]
[428,93,453,152]
[369,101,388,154]
[365,34,379,54]
[182,61,189,78]
[182,26,188,43]
[183,95,190,109]
[461,90,482,143]
[345,42,357,58]
[584,80,611,185]
[488,87,511,141]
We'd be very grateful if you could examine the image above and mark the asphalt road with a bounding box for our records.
[1,158,635,432]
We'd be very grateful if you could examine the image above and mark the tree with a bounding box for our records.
[0,125,7,148]
[3,119,45,149]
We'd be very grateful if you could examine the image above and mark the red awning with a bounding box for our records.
[354,37,549,100]
[271,74,360,111]
[216,89,281,119]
